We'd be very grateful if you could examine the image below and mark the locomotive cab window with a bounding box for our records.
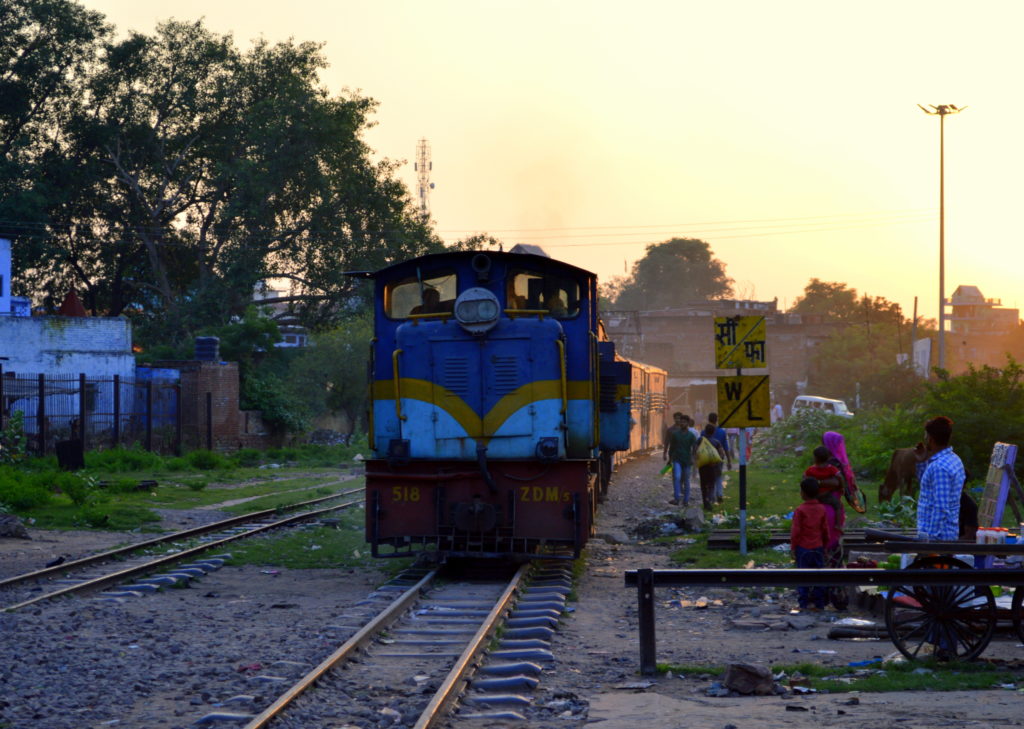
[507,270,580,319]
[385,269,457,318]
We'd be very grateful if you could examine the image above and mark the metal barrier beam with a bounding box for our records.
[624,568,1024,588]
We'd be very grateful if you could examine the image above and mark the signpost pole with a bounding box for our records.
[714,315,769,558]
[737,365,747,555]
[739,428,747,555]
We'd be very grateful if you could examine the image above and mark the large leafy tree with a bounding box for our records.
[791,279,924,406]
[0,0,109,247]
[923,358,1024,476]
[611,238,733,310]
[287,314,373,436]
[9,16,440,346]
[789,279,860,321]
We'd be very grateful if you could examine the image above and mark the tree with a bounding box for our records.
[447,233,504,252]
[611,238,732,310]
[0,0,108,252]
[796,280,924,406]
[789,279,860,321]
[287,314,373,437]
[9,17,442,345]
[923,357,1024,476]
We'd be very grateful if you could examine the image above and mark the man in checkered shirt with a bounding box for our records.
[914,416,965,541]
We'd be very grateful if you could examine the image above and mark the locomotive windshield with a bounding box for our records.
[507,270,580,319]
[385,269,457,318]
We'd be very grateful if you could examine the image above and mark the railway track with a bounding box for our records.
[187,559,572,729]
[0,483,365,611]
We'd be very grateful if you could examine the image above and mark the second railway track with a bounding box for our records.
[0,482,365,611]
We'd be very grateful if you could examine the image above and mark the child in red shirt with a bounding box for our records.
[804,446,845,553]
[791,478,830,610]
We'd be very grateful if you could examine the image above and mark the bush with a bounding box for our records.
[85,446,164,473]
[843,405,925,478]
[0,411,28,465]
[877,494,917,528]
[234,448,263,467]
[57,473,100,507]
[0,467,52,510]
[186,449,228,471]
[923,358,1024,477]
[78,505,111,528]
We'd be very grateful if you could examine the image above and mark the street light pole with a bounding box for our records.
[919,103,965,371]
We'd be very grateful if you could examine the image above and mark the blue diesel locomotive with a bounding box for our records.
[361,247,665,559]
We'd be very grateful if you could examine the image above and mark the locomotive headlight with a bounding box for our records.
[454,287,500,335]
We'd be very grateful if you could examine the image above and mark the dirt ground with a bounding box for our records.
[534,452,1024,728]
[3,461,1024,728]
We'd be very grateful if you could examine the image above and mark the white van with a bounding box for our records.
[791,395,854,418]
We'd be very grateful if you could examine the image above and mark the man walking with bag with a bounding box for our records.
[694,424,727,510]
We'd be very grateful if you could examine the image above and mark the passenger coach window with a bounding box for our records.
[508,270,580,319]
[385,270,457,318]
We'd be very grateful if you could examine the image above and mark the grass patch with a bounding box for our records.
[659,658,1024,692]
[225,507,412,572]
[29,501,163,531]
[667,531,785,569]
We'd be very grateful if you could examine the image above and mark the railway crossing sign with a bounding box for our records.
[717,375,770,428]
[714,316,767,369]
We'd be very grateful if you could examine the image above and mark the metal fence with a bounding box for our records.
[0,370,181,456]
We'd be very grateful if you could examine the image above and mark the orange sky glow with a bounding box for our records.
[81,0,1024,322]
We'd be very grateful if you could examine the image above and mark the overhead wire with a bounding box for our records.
[0,208,935,249]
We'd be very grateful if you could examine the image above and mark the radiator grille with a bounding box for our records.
[443,358,470,397]
[492,356,519,395]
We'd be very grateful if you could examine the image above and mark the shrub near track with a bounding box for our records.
[0,443,369,531]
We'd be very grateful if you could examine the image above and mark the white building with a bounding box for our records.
[0,239,135,379]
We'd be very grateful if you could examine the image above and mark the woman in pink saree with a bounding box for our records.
[823,431,866,514]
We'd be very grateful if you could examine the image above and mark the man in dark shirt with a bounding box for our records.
[663,412,696,506]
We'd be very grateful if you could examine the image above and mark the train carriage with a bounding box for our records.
[359,248,664,559]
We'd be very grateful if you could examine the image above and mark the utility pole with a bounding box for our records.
[918,103,965,371]
[414,138,433,221]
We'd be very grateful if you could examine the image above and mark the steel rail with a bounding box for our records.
[3,495,364,611]
[0,482,362,591]
[411,562,531,729]
[241,569,439,729]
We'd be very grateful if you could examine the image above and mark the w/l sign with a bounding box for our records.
[717,375,770,427]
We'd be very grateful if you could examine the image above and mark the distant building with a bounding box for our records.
[0,238,134,381]
[948,285,1019,335]
[253,281,309,348]
[946,285,1024,371]
[603,299,839,422]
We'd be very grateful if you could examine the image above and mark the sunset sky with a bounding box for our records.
[81,0,1024,322]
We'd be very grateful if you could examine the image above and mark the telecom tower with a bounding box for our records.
[414,138,433,220]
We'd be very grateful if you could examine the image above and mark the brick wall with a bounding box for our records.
[153,360,240,452]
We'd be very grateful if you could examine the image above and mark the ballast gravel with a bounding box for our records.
[0,564,387,729]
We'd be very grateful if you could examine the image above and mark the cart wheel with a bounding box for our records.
[884,555,995,662]
[1012,587,1024,644]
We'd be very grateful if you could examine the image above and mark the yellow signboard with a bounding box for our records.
[717,375,771,428]
[714,316,767,369]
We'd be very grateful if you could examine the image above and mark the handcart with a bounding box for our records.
[876,538,1024,661]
